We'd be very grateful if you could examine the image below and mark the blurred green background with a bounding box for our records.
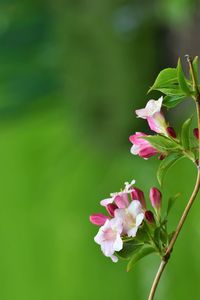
[0,0,200,299]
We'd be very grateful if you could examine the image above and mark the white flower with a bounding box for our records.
[135,96,163,119]
[94,218,123,262]
[114,200,144,237]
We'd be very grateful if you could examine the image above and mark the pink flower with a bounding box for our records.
[135,97,168,135]
[94,218,123,262]
[114,200,144,237]
[89,213,109,226]
[100,180,135,208]
[129,132,158,159]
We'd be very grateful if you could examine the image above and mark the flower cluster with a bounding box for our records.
[90,57,200,275]
[90,180,161,262]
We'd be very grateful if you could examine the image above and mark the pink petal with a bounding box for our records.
[89,213,109,226]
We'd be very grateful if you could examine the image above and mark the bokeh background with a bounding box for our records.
[0,1,200,299]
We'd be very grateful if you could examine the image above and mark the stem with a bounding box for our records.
[148,56,200,300]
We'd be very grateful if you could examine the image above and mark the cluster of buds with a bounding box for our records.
[130,96,177,159]
[90,180,162,262]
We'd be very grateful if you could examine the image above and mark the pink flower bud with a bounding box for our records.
[158,153,166,160]
[89,213,109,226]
[106,203,118,217]
[149,187,162,209]
[145,210,155,224]
[166,127,177,138]
[131,188,146,208]
[193,128,199,140]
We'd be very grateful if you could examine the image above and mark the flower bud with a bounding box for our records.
[89,213,109,226]
[166,126,177,138]
[106,203,118,217]
[131,188,146,208]
[193,128,199,140]
[149,187,162,209]
[158,154,166,161]
[145,210,155,224]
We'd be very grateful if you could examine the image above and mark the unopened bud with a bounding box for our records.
[89,213,109,226]
[158,154,166,161]
[166,127,177,138]
[106,203,118,217]
[149,187,162,209]
[131,188,146,208]
[193,128,199,140]
[145,210,155,224]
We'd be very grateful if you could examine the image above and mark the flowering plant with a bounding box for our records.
[90,55,200,299]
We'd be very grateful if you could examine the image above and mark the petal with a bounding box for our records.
[113,234,123,252]
[145,97,163,115]
[114,194,128,208]
[94,219,110,244]
[100,197,113,206]
[111,255,118,263]
[130,144,140,155]
[135,108,148,119]
[110,216,123,233]
[127,226,138,237]
[128,200,143,217]
[136,213,144,227]
[139,147,157,159]
[135,97,163,119]
[101,240,115,257]
[89,213,109,226]
[114,208,125,220]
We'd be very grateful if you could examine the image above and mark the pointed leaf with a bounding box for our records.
[117,240,143,260]
[157,153,183,186]
[127,246,155,272]
[177,58,191,95]
[142,135,180,152]
[181,117,192,150]
[163,94,186,108]
[166,193,181,216]
[151,86,183,96]
[192,56,199,82]
[149,68,178,93]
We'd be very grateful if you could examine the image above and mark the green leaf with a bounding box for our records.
[151,86,183,96]
[117,240,143,260]
[177,58,191,95]
[163,94,186,108]
[149,68,178,93]
[157,153,183,186]
[166,193,181,216]
[154,227,161,249]
[192,56,199,82]
[181,117,192,150]
[127,246,155,272]
[142,135,180,152]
